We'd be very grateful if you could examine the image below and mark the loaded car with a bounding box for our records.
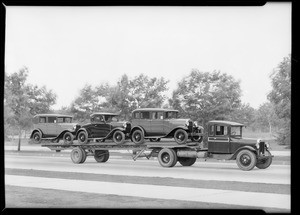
[130,108,203,145]
[205,120,273,170]
[30,114,80,144]
[76,112,131,145]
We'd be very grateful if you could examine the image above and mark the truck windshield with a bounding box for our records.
[231,126,242,137]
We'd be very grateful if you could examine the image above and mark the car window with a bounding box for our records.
[152,112,164,120]
[93,115,104,123]
[39,117,46,123]
[57,117,64,123]
[133,112,140,119]
[209,125,214,136]
[216,125,228,136]
[140,112,150,119]
[48,117,56,123]
[166,111,177,119]
[65,117,72,123]
[151,112,157,119]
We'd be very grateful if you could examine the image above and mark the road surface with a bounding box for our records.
[4,152,290,212]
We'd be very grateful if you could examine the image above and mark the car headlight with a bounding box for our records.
[193,121,198,127]
[185,120,189,127]
[123,122,127,129]
[256,139,261,148]
[265,142,270,149]
[73,125,77,130]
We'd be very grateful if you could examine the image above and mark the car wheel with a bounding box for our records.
[256,150,273,169]
[191,135,203,142]
[77,131,89,144]
[94,150,109,162]
[70,147,87,164]
[132,129,145,145]
[178,157,197,166]
[174,129,188,145]
[236,149,257,171]
[158,148,178,167]
[112,130,125,145]
[32,131,42,144]
[150,138,161,142]
[63,132,74,145]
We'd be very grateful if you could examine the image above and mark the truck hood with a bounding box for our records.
[230,137,258,144]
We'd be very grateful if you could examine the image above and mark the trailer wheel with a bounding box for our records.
[158,148,177,167]
[112,130,125,145]
[256,150,272,169]
[178,157,197,166]
[174,129,188,145]
[94,150,109,163]
[63,132,74,145]
[78,131,89,144]
[71,147,87,164]
[132,129,145,145]
[236,149,257,171]
[32,131,42,144]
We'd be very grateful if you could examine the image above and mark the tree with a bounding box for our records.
[227,103,256,127]
[5,67,57,149]
[267,55,291,145]
[170,69,242,125]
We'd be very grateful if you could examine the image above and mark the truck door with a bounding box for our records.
[208,124,230,153]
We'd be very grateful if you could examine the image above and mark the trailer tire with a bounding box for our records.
[77,131,89,144]
[112,130,125,145]
[94,150,109,163]
[256,150,272,169]
[158,148,177,167]
[131,129,145,145]
[178,157,197,166]
[174,129,188,145]
[71,147,86,164]
[236,149,257,171]
[63,132,74,145]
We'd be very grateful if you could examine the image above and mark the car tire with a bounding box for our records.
[158,148,178,167]
[70,147,87,164]
[174,129,188,145]
[32,131,42,144]
[77,131,89,144]
[94,150,109,163]
[132,129,145,145]
[191,135,203,142]
[112,130,125,145]
[236,149,257,171]
[150,138,161,142]
[178,157,197,166]
[63,132,74,145]
[256,150,273,169]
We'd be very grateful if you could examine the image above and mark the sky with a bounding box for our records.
[5,3,291,110]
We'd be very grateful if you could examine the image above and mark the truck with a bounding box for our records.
[41,120,273,171]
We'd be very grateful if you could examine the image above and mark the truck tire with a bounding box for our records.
[158,148,177,167]
[77,131,89,144]
[32,131,42,144]
[131,129,145,145]
[174,129,188,145]
[71,147,87,164]
[236,149,257,171]
[94,150,109,162]
[178,157,197,166]
[63,132,74,145]
[112,130,125,145]
[256,150,272,169]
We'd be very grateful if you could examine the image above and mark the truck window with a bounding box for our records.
[209,125,214,136]
[216,125,228,136]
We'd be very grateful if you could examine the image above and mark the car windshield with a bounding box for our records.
[57,117,72,123]
[165,111,178,119]
[231,126,242,137]
[104,115,119,122]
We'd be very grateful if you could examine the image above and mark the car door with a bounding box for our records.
[150,111,165,136]
[91,115,111,138]
[208,124,230,153]
[139,111,152,136]
[46,116,57,137]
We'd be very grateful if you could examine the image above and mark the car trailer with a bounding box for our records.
[41,141,208,168]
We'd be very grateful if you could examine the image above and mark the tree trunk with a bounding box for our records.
[17,129,21,151]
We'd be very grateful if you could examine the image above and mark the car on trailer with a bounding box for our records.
[75,112,131,145]
[130,108,203,145]
[30,114,80,144]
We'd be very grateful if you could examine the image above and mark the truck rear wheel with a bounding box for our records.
[236,149,257,171]
[178,157,197,166]
[71,147,87,164]
[94,150,109,163]
[256,150,272,169]
[158,148,177,167]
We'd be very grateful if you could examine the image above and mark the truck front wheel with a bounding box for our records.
[256,150,272,169]
[236,149,257,171]
[158,148,177,167]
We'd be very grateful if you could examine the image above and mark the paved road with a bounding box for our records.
[4,153,290,212]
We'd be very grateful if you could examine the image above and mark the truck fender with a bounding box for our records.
[30,129,43,139]
[231,146,257,160]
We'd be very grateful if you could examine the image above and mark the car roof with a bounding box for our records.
[34,113,73,118]
[132,108,179,112]
[90,112,120,117]
[208,120,244,126]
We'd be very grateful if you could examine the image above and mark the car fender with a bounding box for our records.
[165,126,189,137]
[130,126,146,136]
[105,127,126,138]
[30,129,43,138]
[57,130,76,139]
[231,146,257,160]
